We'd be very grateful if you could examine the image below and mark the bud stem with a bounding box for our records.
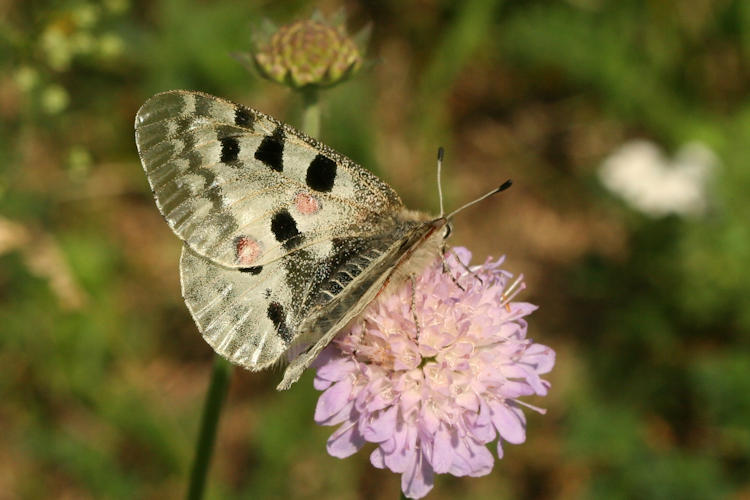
[301,88,321,138]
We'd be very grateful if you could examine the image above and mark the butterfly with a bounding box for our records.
[135,90,508,390]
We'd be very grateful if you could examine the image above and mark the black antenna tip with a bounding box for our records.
[437,146,445,161]
[498,179,513,192]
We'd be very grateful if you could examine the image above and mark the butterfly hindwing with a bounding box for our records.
[135,90,403,269]
[180,244,293,369]
[180,216,444,386]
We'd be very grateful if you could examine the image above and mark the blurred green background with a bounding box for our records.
[2,0,750,498]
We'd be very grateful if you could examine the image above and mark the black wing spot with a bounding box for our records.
[220,137,240,163]
[267,301,292,343]
[306,154,337,192]
[267,301,283,324]
[234,106,253,128]
[239,266,262,275]
[254,128,284,172]
[271,209,303,250]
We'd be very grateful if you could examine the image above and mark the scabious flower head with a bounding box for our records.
[313,247,555,499]
[243,11,368,89]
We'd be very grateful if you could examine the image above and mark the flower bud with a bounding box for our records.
[248,13,367,89]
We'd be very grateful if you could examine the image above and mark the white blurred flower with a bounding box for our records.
[598,140,717,217]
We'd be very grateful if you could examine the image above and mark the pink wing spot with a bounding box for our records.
[235,236,261,265]
[294,192,321,215]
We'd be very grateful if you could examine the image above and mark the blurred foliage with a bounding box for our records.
[1,0,749,498]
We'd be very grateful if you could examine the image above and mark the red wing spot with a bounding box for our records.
[235,236,261,265]
[294,192,321,215]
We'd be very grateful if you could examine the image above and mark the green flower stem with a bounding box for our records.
[301,88,321,138]
[186,355,233,500]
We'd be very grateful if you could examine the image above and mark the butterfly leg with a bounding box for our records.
[450,247,484,285]
[409,274,421,339]
[439,244,466,291]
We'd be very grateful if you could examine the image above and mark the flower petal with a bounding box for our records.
[370,447,385,469]
[467,401,496,443]
[499,380,536,398]
[362,405,398,443]
[524,344,556,374]
[315,350,356,387]
[384,424,417,473]
[489,401,526,444]
[504,302,538,320]
[326,421,366,458]
[379,435,397,454]
[314,376,354,424]
[464,439,494,477]
[401,451,434,500]
[430,426,454,474]
[420,404,441,435]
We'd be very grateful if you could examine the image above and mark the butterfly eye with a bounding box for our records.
[443,223,453,240]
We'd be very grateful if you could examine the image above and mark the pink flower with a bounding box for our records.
[313,247,555,499]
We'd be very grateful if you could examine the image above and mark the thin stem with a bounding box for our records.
[186,355,233,500]
[301,88,321,138]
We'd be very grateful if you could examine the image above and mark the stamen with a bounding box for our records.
[501,274,526,308]
[512,398,547,415]
[501,274,525,300]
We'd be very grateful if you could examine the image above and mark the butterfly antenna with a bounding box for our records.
[445,179,512,220]
[437,147,446,218]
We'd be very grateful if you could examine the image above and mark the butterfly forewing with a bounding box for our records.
[135,90,403,269]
